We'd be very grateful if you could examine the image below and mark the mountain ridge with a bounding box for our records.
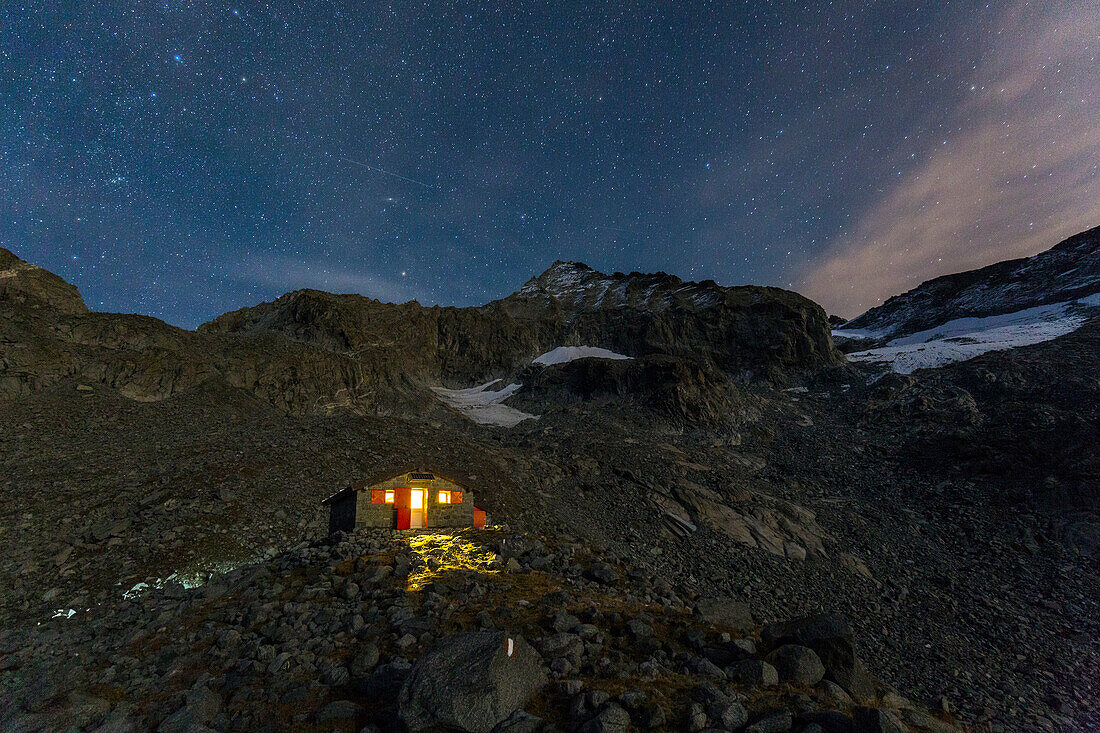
[199,259,841,387]
[841,224,1100,339]
[3,231,1100,730]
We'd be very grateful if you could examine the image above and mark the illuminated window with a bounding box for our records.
[438,491,450,504]
[384,490,395,503]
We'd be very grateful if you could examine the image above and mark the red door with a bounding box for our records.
[394,487,411,529]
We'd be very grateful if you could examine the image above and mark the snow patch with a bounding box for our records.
[123,582,151,599]
[121,556,262,599]
[832,326,890,340]
[431,379,538,428]
[532,346,632,366]
[846,295,1100,374]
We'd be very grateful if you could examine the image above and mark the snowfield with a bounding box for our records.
[432,347,629,427]
[840,294,1100,374]
[830,326,887,340]
[532,346,632,366]
[430,379,538,428]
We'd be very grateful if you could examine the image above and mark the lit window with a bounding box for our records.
[384,490,395,503]
[438,491,450,504]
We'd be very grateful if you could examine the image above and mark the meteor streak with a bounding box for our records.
[330,155,437,189]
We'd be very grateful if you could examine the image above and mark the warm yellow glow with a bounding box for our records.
[410,490,424,509]
[384,490,394,503]
[438,491,450,504]
[405,532,499,591]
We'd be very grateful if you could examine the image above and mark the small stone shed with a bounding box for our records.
[323,467,486,533]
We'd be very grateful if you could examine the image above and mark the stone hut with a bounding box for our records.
[323,467,486,533]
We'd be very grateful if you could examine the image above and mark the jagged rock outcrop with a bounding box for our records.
[841,224,1100,339]
[515,354,743,426]
[0,247,88,314]
[2,249,840,422]
[0,251,417,412]
[202,261,842,384]
[1,251,840,422]
[509,261,842,379]
[667,480,830,559]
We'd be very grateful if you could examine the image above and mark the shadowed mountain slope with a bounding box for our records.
[200,260,840,385]
[2,241,1099,730]
[841,224,1100,338]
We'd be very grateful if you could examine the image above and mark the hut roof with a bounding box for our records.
[320,485,357,505]
[356,464,475,490]
[320,463,476,505]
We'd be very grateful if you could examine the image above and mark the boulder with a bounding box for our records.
[798,711,855,733]
[586,562,619,585]
[762,615,875,701]
[745,708,793,732]
[491,710,544,733]
[853,707,906,733]
[817,679,854,707]
[157,686,222,733]
[765,644,825,685]
[399,631,547,733]
[579,703,631,733]
[694,596,754,630]
[349,642,380,678]
[317,700,361,721]
[710,699,749,729]
[727,659,779,687]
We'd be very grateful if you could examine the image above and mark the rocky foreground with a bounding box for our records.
[3,237,1100,732]
[1,527,960,733]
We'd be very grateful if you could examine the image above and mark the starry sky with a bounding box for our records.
[4,1,1099,326]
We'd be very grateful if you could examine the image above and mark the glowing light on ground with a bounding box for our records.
[406,531,500,591]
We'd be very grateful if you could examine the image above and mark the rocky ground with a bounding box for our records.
[1,527,962,733]
[3,247,1099,731]
[3,323,1098,731]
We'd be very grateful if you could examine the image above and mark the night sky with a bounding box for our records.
[4,2,1099,327]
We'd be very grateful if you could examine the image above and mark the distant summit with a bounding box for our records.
[834,225,1100,373]
[842,224,1100,340]
[514,260,781,315]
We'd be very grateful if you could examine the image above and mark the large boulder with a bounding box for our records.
[765,644,826,685]
[398,631,548,733]
[727,659,779,687]
[762,614,875,702]
[694,596,754,630]
[852,707,906,733]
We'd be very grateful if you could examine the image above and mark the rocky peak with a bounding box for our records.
[0,248,88,315]
[517,260,606,301]
[515,260,733,314]
[842,224,1100,339]
[200,259,840,384]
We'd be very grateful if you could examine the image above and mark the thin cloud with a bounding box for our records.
[233,255,428,305]
[801,1,1100,317]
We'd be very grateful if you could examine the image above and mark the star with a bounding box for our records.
[1,1,1093,326]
